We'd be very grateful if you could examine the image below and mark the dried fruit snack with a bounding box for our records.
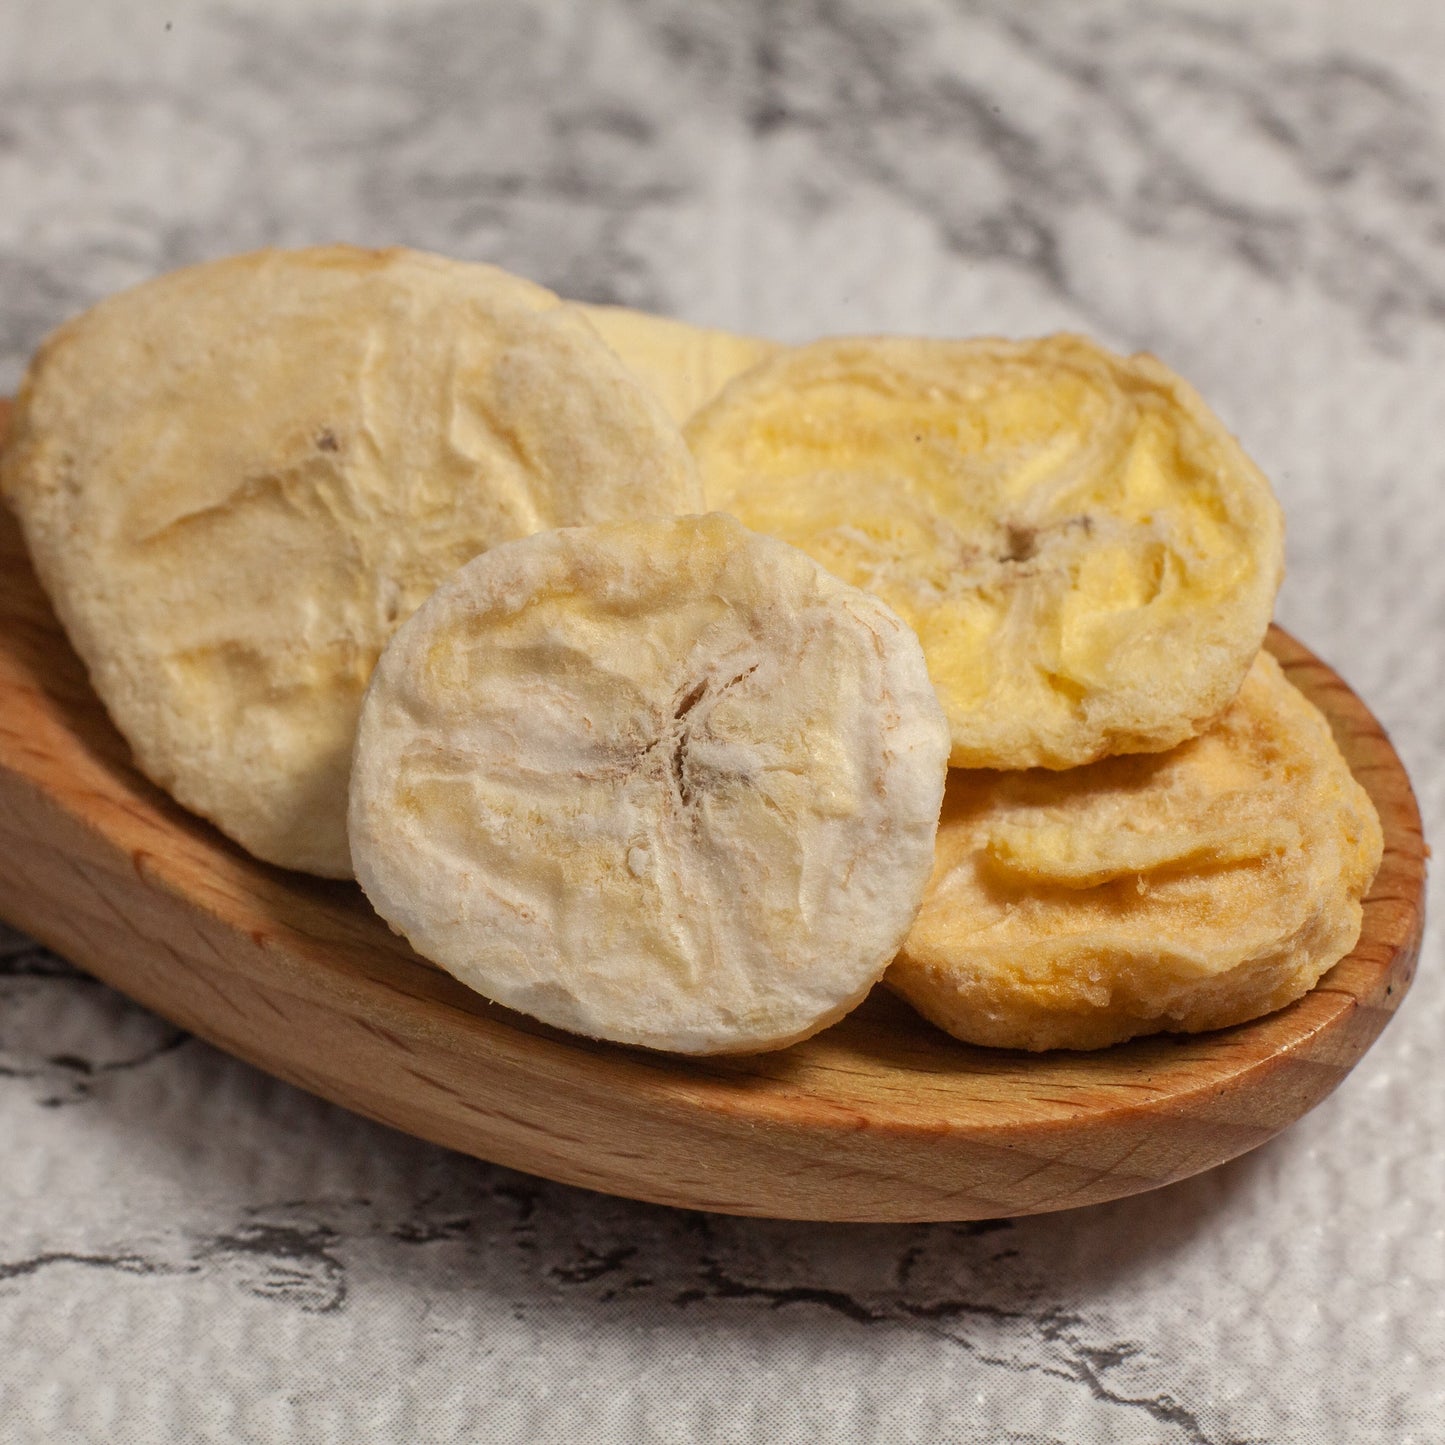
[686,334,1284,770]
[576,304,780,423]
[0,246,702,877]
[888,651,1383,1051]
[349,513,950,1054]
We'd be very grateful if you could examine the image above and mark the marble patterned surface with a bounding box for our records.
[2,1,1443,1440]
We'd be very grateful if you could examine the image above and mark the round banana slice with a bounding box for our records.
[0,245,702,876]
[888,651,1383,1051]
[686,334,1285,771]
[350,513,951,1055]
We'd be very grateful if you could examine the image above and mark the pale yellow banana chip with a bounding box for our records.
[686,334,1285,770]
[888,651,1383,1051]
[1,246,702,876]
[576,304,780,423]
[349,513,951,1055]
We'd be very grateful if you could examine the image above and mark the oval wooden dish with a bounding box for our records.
[0,397,1425,1223]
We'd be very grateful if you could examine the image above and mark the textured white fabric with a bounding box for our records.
[1,2,1441,1440]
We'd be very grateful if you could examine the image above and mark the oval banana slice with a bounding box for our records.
[349,513,951,1055]
[686,334,1285,770]
[0,246,702,876]
[888,651,1383,1051]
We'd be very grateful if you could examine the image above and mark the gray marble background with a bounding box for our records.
[2,2,1443,1441]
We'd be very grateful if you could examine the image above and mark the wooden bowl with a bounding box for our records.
[0,395,1424,1222]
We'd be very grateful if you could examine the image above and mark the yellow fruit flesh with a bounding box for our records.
[689,335,1283,769]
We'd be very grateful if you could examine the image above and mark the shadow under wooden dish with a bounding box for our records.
[0,399,1424,1222]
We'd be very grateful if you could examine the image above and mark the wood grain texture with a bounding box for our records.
[0,393,1425,1221]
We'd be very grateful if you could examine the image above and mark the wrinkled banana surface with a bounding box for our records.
[350,514,951,1055]
[687,334,1284,770]
[888,651,1383,1051]
[0,246,701,876]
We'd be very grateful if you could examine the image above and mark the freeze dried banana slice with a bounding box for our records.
[575,304,780,423]
[686,334,1285,770]
[350,513,951,1055]
[888,651,1383,1051]
[0,245,701,877]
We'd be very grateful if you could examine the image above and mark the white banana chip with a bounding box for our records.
[686,334,1285,770]
[0,246,702,876]
[349,513,951,1055]
[888,651,1383,1051]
